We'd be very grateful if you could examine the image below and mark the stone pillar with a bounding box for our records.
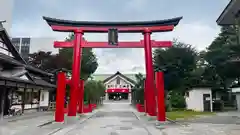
[105,93,109,101]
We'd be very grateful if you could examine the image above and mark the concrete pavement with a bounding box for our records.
[1,101,240,135]
[53,101,156,135]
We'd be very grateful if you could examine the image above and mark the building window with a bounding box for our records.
[21,38,30,46]
[123,85,126,88]
[32,90,39,104]
[116,77,120,84]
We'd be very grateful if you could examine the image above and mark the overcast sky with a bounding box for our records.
[10,0,229,74]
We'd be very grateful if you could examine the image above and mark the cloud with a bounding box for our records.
[152,21,220,50]
[93,22,220,74]
[124,0,148,12]
[10,0,223,74]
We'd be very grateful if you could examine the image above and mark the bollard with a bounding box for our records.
[155,72,166,121]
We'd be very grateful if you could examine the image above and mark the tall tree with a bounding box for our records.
[28,33,98,81]
[84,80,105,104]
[28,51,52,69]
[204,26,240,89]
[60,33,98,80]
[153,40,198,92]
[132,73,145,104]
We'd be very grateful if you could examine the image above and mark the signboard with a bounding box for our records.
[108,28,118,46]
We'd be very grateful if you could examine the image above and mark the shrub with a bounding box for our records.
[169,92,186,109]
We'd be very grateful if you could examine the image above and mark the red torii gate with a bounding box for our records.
[43,16,182,121]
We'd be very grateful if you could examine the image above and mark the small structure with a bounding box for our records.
[103,72,136,102]
[231,85,240,111]
[185,87,213,112]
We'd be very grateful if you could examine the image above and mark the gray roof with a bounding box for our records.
[217,0,240,25]
[0,27,55,89]
[92,73,145,82]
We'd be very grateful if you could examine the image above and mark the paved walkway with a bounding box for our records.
[54,101,154,135]
[1,101,240,135]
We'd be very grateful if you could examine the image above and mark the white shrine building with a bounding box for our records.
[92,71,136,101]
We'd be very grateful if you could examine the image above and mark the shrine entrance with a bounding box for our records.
[108,93,128,100]
[105,88,130,101]
[43,16,182,122]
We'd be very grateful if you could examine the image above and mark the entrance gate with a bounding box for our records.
[43,16,182,122]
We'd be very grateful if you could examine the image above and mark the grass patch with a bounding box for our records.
[166,110,215,120]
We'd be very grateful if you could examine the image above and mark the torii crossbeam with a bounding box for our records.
[54,40,172,48]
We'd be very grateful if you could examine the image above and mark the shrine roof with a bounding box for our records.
[43,16,182,28]
[217,0,240,25]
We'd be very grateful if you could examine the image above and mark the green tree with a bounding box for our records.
[131,73,145,104]
[84,80,105,104]
[204,26,240,90]
[60,33,98,80]
[153,40,198,92]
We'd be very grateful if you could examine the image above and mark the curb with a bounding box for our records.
[131,106,188,128]
[49,109,99,135]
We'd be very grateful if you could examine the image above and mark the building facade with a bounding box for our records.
[0,25,55,118]
[11,37,30,61]
[185,88,213,112]
[93,72,137,102]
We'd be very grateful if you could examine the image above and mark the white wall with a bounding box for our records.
[232,87,240,93]
[185,88,212,112]
[40,90,49,107]
[232,88,240,111]
[236,94,240,111]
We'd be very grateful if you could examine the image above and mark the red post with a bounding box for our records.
[144,79,148,113]
[156,72,166,121]
[88,103,92,112]
[76,82,80,113]
[55,72,67,122]
[77,80,84,113]
[143,29,156,116]
[68,30,83,116]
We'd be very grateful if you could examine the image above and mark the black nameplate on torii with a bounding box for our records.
[108,28,118,46]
